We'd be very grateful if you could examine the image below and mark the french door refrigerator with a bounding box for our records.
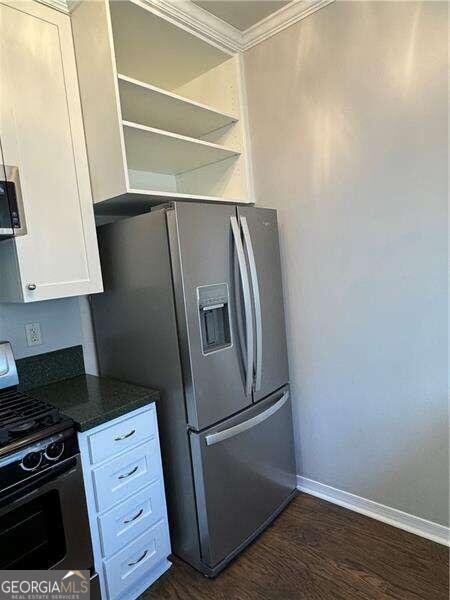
[91,202,296,576]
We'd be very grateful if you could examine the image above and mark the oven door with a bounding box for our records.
[0,454,94,571]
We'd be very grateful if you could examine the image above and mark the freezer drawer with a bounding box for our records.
[190,386,296,569]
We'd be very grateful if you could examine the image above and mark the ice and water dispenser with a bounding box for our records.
[197,284,232,354]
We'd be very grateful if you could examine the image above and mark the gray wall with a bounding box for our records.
[244,1,448,525]
[0,297,98,372]
[0,298,83,358]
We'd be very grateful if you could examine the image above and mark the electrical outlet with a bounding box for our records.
[25,322,42,347]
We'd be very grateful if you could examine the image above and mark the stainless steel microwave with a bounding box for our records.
[0,165,27,240]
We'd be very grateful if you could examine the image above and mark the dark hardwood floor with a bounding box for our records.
[143,493,449,600]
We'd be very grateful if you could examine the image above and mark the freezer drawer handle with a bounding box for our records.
[240,216,263,392]
[230,215,254,398]
[205,391,289,446]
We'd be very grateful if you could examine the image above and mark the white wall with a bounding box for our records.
[244,1,448,525]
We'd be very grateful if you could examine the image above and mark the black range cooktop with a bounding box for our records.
[0,388,72,458]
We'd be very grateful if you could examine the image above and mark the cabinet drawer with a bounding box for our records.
[88,407,156,465]
[93,440,160,513]
[98,480,166,558]
[104,519,170,600]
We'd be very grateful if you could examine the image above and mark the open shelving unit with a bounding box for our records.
[118,75,238,139]
[71,0,253,212]
[122,121,240,174]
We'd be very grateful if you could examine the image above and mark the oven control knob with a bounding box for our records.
[45,441,64,461]
[21,451,42,471]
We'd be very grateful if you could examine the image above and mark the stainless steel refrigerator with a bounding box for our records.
[91,202,297,576]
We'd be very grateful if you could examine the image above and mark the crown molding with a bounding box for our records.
[139,0,242,54]
[37,0,69,13]
[37,0,334,53]
[242,0,334,50]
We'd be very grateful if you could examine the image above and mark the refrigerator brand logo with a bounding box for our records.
[0,570,90,600]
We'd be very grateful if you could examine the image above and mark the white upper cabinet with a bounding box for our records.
[71,0,254,211]
[0,0,103,303]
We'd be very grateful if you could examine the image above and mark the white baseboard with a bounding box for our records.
[297,476,449,547]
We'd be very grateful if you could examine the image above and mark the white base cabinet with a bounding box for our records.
[78,404,171,600]
[0,0,102,303]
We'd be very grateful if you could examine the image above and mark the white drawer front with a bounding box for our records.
[98,480,166,559]
[93,440,160,513]
[88,406,157,465]
[104,519,170,600]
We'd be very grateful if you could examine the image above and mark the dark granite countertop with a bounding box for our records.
[32,374,159,432]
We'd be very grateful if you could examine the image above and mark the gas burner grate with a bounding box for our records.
[0,390,61,445]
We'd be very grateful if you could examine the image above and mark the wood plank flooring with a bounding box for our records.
[143,493,448,600]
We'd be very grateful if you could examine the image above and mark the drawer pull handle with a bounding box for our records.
[124,508,144,524]
[114,429,136,441]
[128,550,148,567]
[118,465,139,480]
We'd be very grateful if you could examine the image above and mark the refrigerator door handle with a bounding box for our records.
[205,391,290,446]
[231,215,254,398]
[240,216,263,392]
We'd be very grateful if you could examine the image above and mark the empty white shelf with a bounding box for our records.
[118,74,238,138]
[122,121,240,175]
[128,188,244,204]
[110,0,231,90]
[94,188,248,216]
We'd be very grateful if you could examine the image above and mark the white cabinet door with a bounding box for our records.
[0,1,102,302]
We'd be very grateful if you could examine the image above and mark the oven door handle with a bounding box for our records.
[0,455,78,510]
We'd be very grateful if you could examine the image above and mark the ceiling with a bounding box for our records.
[193,1,291,31]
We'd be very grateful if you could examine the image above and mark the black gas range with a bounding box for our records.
[0,342,76,484]
[0,386,74,459]
[0,341,97,591]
